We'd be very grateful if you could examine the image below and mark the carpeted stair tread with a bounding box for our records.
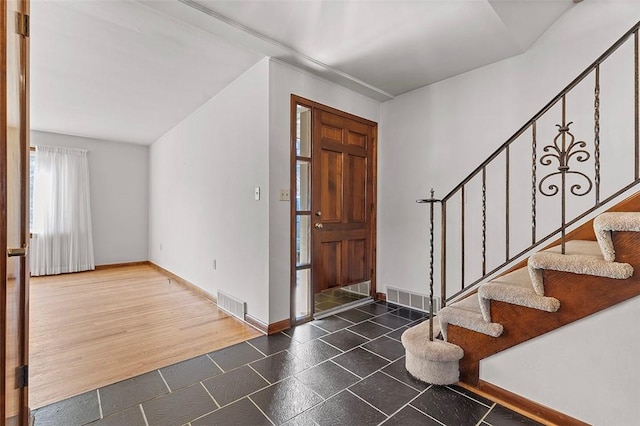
[544,239,603,258]
[490,267,534,289]
[438,295,503,340]
[478,267,560,322]
[594,212,640,261]
[448,293,482,314]
[529,240,633,296]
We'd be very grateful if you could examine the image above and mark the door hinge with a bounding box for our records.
[16,365,28,388]
[16,13,29,37]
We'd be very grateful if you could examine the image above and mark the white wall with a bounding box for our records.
[149,59,271,323]
[482,296,640,425]
[30,130,149,265]
[267,60,380,323]
[378,3,640,424]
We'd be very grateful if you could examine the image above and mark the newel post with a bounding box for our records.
[417,188,440,341]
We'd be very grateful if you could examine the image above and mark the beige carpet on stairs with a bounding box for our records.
[401,211,640,385]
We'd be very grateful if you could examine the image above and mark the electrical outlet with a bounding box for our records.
[279,189,290,201]
[255,187,260,201]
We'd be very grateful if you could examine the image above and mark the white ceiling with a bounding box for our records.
[31,0,577,145]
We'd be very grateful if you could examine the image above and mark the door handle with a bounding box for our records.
[7,245,28,257]
[314,223,324,229]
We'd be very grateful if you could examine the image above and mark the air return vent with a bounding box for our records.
[217,290,246,320]
[386,286,439,314]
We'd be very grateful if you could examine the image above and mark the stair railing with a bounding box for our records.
[433,21,640,306]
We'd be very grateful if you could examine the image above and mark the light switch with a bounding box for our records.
[255,187,260,201]
[279,189,290,201]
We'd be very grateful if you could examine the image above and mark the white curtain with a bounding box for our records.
[30,146,95,276]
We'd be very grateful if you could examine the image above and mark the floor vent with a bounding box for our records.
[386,286,439,314]
[217,291,246,320]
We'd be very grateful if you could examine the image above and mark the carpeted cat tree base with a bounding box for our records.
[401,320,464,385]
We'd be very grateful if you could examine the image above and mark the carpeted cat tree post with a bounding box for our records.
[401,189,463,385]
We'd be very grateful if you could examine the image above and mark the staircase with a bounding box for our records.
[401,20,640,424]
[441,194,640,385]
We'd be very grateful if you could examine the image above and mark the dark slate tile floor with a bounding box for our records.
[32,301,543,426]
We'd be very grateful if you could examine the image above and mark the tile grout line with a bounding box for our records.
[475,402,497,426]
[316,338,346,354]
[247,396,277,426]
[189,407,218,424]
[203,373,281,412]
[358,344,394,363]
[404,384,449,425]
[313,318,356,333]
[245,339,268,358]
[341,327,375,341]
[378,369,427,393]
[378,368,425,393]
[327,358,362,378]
[157,369,172,393]
[205,353,225,373]
[291,375,326,402]
[96,389,103,419]
[446,385,494,408]
[248,363,273,385]
[378,386,447,426]
[345,388,389,418]
[200,381,221,409]
[139,404,150,426]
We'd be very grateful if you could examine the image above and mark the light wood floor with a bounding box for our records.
[29,264,261,409]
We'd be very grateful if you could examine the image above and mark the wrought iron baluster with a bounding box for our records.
[633,29,640,180]
[594,65,601,204]
[482,167,487,275]
[532,121,537,245]
[441,200,447,308]
[461,186,465,290]
[505,146,510,261]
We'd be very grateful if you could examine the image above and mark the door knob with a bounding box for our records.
[314,223,324,229]
[315,211,322,216]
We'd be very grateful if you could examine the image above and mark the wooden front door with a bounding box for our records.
[2,0,31,424]
[312,108,375,294]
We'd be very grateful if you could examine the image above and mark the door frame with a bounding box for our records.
[1,0,31,423]
[289,95,378,325]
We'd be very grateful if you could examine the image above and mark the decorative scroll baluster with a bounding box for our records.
[539,96,593,254]
[594,65,601,204]
[482,167,487,275]
[461,186,465,289]
[532,122,537,245]
[505,146,510,261]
